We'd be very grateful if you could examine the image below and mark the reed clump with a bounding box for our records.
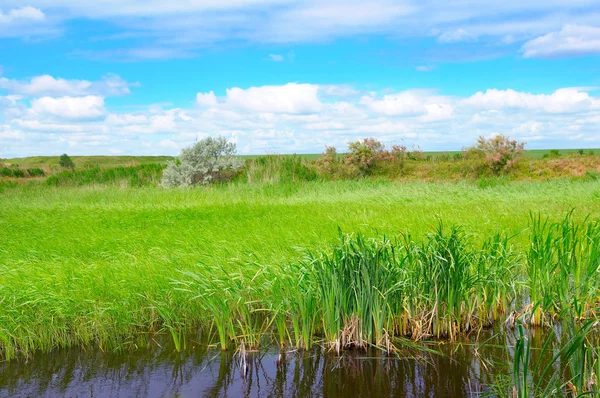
[168,216,597,355]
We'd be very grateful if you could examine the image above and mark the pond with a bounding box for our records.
[1,327,565,398]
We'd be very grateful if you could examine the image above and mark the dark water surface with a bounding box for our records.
[0,329,544,398]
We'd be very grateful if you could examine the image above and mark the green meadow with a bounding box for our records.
[1,178,600,359]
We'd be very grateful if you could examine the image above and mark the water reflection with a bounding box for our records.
[0,337,505,398]
[4,327,584,398]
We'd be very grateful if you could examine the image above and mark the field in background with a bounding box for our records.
[2,148,600,187]
[3,148,600,167]
[1,155,174,169]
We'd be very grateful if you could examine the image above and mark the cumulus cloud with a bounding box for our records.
[223,83,322,114]
[3,82,600,157]
[30,96,106,120]
[359,90,454,119]
[463,88,600,113]
[521,25,600,58]
[0,74,134,97]
[196,91,218,106]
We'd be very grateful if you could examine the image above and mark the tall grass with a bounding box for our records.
[166,220,596,356]
[1,179,600,362]
[45,163,165,187]
[507,314,599,397]
[526,212,600,326]
[241,155,317,185]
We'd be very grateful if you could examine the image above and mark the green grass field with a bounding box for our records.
[1,179,600,360]
[3,148,599,169]
[1,155,174,169]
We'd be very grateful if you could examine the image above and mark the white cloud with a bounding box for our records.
[3,82,600,157]
[196,91,218,106]
[321,85,360,97]
[463,88,600,113]
[521,25,600,58]
[269,54,284,62]
[359,90,453,118]
[30,96,106,120]
[0,74,133,97]
[223,83,322,114]
[0,6,44,24]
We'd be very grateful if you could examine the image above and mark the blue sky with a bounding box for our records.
[1,1,599,157]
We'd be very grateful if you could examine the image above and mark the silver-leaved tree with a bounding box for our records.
[161,136,244,187]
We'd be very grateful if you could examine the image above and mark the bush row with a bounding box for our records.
[0,167,45,178]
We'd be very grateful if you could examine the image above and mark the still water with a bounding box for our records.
[0,329,541,398]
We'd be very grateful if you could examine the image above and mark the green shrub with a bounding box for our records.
[59,153,75,169]
[1,167,12,177]
[11,169,25,178]
[26,168,45,177]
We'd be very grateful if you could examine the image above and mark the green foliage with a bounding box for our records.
[59,153,75,169]
[585,170,600,180]
[161,136,243,187]
[508,316,599,398]
[46,164,165,187]
[542,149,563,159]
[26,168,45,177]
[526,212,600,326]
[1,167,13,177]
[477,176,508,189]
[11,168,25,178]
[243,154,317,184]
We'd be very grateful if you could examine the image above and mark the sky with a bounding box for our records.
[0,1,600,157]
